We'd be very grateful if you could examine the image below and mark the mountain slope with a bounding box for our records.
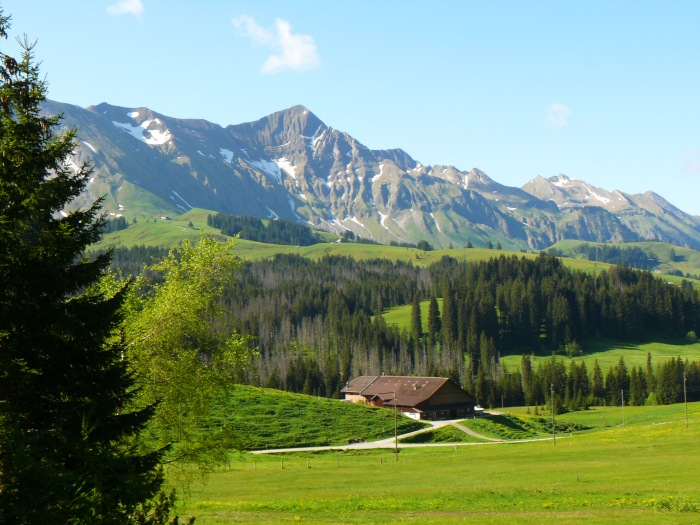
[523,174,700,248]
[43,101,700,250]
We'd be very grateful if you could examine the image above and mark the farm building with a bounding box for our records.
[341,375,475,420]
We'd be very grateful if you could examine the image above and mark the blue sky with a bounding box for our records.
[4,1,700,214]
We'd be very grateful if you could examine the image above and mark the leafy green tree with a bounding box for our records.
[0,17,168,523]
[120,236,254,470]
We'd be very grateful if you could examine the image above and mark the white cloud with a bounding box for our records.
[107,0,144,17]
[682,148,700,178]
[232,15,320,73]
[546,103,572,129]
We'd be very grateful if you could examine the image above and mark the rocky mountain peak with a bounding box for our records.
[228,105,326,150]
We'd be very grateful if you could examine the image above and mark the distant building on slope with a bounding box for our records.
[341,375,475,420]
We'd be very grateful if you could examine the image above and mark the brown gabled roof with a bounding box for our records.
[342,375,454,408]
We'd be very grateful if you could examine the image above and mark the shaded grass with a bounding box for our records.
[460,414,588,440]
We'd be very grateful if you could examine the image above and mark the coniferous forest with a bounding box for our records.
[109,248,700,410]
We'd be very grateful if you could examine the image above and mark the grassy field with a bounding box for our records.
[550,239,700,278]
[177,402,700,524]
[499,339,700,373]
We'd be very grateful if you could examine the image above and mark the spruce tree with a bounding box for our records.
[427,295,441,348]
[411,293,423,345]
[0,15,168,523]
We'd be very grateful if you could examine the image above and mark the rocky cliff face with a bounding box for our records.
[43,101,700,250]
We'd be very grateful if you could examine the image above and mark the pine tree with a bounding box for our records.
[0,18,168,523]
[590,359,606,405]
[427,295,441,348]
[411,293,423,344]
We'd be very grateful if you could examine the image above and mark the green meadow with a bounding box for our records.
[177,402,700,524]
[499,339,700,372]
[379,298,700,372]
[93,208,611,269]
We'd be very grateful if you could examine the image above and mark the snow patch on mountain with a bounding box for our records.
[112,117,172,146]
[430,212,442,233]
[219,148,235,163]
[312,127,327,149]
[302,125,324,147]
[370,162,384,183]
[378,211,390,231]
[245,158,282,183]
[552,175,574,188]
[584,184,611,204]
[276,158,297,180]
[349,216,366,230]
[171,191,193,210]
[127,111,139,119]
[266,207,279,219]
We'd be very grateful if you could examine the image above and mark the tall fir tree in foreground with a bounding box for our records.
[0,12,171,523]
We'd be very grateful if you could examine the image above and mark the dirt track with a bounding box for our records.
[250,418,555,455]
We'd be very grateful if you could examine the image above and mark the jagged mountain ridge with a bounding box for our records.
[43,100,700,250]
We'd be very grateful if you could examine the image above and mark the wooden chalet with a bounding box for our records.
[341,375,475,420]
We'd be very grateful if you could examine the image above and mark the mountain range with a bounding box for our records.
[43,100,700,250]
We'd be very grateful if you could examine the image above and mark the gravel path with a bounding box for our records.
[250,418,554,455]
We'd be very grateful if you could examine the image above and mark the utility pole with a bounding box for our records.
[684,371,688,429]
[394,388,398,462]
[378,389,400,461]
[551,382,556,446]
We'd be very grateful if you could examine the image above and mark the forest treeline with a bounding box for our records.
[207,213,321,246]
[484,353,700,413]
[108,246,700,408]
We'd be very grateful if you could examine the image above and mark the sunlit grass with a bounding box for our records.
[177,402,700,524]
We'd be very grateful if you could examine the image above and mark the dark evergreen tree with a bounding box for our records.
[590,359,606,405]
[520,354,535,407]
[427,295,441,348]
[0,20,169,524]
[411,293,423,344]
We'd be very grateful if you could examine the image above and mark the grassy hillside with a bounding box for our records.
[499,339,700,372]
[95,210,226,249]
[550,239,700,278]
[180,401,700,524]
[94,209,700,288]
[213,385,427,451]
